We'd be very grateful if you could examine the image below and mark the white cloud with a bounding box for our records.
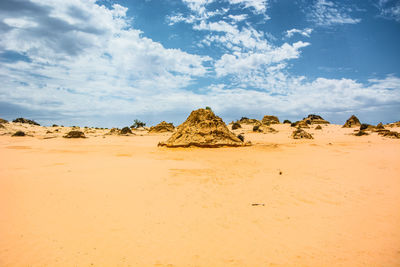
[228,0,268,14]
[376,0,400,22]
[286,28,313,38]
[309,0,361,26]
[228,14,248,22]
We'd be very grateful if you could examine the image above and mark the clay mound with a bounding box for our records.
[149,121,175,133]
[12,130,25,137]
[63,131,86,138]
[343,115,361,128]
[315,125,322,130]
[262,115,280,125]
[158,108,249,148]
[378,131,400,139]
[238,117,259,124]
[303,114,330,124]
[12,118,40,126]
[292,128,313,139]
[0,118,8,123]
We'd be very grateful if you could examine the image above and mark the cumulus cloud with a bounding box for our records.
[309,0,361,26]
[227,0,268,14]
[0,0,211,117]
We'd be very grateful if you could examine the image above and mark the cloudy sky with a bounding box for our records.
[0,0,399,127]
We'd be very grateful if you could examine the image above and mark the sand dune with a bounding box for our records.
[0,123,400,266]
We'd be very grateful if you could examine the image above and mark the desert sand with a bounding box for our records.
[1,122,400,266]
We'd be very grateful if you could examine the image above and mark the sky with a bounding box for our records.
[0,0,399,127]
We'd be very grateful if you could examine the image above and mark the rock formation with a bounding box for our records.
[0,118,8,124]
[158,108,249,148]
[378,131,400,139]
[303,114,330,124]
[120,127,133,135]
[237,117,260,124]
[231,122,241,130]
[261,115,280,125]
[149,121,175,133]
[342,115,361,128]
[315,125,322,130]
[12,131,26,137]
[12,118,40,126]
[291,128,313,139]
[63,131,86,138]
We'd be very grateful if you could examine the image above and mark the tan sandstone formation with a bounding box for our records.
[149,121,175,133]
[343,115,361,128]
[303,114,330,124]
[292,128,313,139]
[158,108,249,148]
[261,115,280,125]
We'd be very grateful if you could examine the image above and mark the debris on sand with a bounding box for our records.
[378,131,400,139]
[120,127,133,135]
[303,114,330,124]
[12,118,40,126]
[292,128,313,139]
[12,130,26,137]
[231,122,242,130]
[315,125,322,130]
[63,131,86,138]
[261,115,280,125]
[342,115,361,128]
[158,108,250,148]
[149,121,175,133]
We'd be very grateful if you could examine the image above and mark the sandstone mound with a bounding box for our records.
[13,118,40,126]
[149,121,175,133]
[291,120,310,128]
[64,131,86,138]
[262,115,280,125]
[231,122,241,130]
[303,114,330,124]
[354,130,369,136]
[376,122,384,130]
[237,117,259,124]
[158,109,249,148]
[106,128,120,135]
[385,121,400,128]
[292,128,313,139]
[120,127,133,135]
[343,115,361,128]
[0,123,4,129]
[0,118,8,123]
[315,125,322,130]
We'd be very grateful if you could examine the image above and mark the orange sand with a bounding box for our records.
[0,124,400,266]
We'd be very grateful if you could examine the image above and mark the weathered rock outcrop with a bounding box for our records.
[149,121,175,133]
[63,131,86,138]
[261,115,280,125]
[158,109,249,148]
[12,118,40,126]
[292,128,313,139]
[342,115,361,128]
[303,114,330,124]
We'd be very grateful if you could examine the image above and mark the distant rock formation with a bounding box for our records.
[120,127,133,135]
[262,115,280,125]
[378,131,400,139]
[12,131,26,137]
[291,128,313,139]
[237,117,260,124]
[303,114,330,124]
[149,121,175,133]
[342,115,361,128]
[0,118,8,124]
[231,122,241,130]
[315,125,322,130]
[158,108,250,148]
[291,121,310,128]
[12,118,40,126]
[63,131,86,138]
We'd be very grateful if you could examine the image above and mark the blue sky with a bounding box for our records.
[0,0,399,127]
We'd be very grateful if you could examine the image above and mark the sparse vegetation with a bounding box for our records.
[120,127,132,134]
[232,122,241,130]
[131,119,146,129]
[283,120,291,124]
[205,106,212,111]
[63,131,86,138]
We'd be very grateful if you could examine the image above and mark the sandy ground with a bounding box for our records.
[0,123,400,266]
